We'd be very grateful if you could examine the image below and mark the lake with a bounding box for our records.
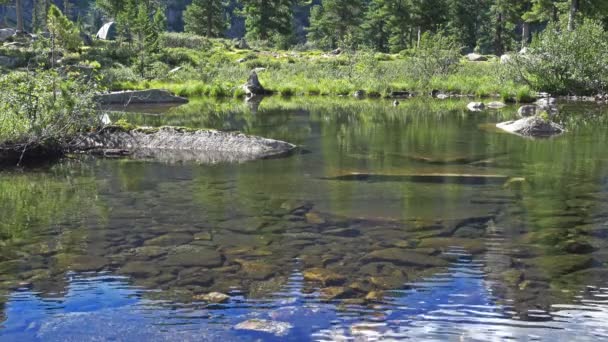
[1,97,608,341]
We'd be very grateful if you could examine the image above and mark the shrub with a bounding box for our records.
[0,70,98,143]
[404,31,461,89]
[159,32,210,50]
[513,20,608,95]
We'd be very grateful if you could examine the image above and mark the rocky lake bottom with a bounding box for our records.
[1,98,608,341]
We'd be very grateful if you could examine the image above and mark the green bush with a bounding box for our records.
[514,20,608,95]
[159,32,210,50]
[0,70,98,143]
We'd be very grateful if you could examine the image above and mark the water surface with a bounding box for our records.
[1,97,608,341]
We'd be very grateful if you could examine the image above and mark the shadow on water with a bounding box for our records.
[1,97,608,340]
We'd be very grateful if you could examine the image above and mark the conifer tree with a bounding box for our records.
[184,0,227,38]
[239,0,294,41]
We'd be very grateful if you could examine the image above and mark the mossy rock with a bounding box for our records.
[526,254,593,278]
[303,267,346,286]
[417,237,486,255]
[235,259,277,281]
[362,248,448,267]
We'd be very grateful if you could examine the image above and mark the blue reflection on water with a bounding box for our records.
[2,254,605,341]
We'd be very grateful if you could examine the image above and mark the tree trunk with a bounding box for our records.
[568,0,579,31]
[521,22,530,49]
[495,12,503,56]
[16,0,24,32]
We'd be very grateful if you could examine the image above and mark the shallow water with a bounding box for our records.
[1,97,608,341]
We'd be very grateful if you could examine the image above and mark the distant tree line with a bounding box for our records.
[1,0,607,54]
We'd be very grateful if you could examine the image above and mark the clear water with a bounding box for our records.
[1,97,608,341]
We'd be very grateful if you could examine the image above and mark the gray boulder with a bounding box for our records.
[536,97,557,108]
[353,90,366,99]
[235,38,250,49]
[518,105,538,117]
[466,53,488,62]
[496,116,565,138]
[243,71,266,96]
[467,102,485,111]
[500,54,511,64]
[71,126,297,164]
[0,28,16,42]
[95,89,188,105]
[0,55,18,68]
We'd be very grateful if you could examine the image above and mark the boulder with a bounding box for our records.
[517,105,538,117]
[390,91,410,98]
[487,101,506,109]
[436,93,450,100]
[353,90,366,99]
[235,38,250,49]
[235,319,293,337]
[0,55,18,68]
[243,71,266,96]
[193,292,230,303]
[466,53,488,62]
[500,54,511,64]
[467,102,485,111]
[331,48,342,55]
[496,116,565,138]
[71,126,297,164]
[95,89,187,105]
[0,28,16,42]
[535,97,557,108]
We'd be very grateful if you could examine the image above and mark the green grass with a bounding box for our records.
[103,39,536,102]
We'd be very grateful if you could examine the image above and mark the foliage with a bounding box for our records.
[239,0,294,44]
[513,20,608,94]
[307,0,366,49]
[159,32,210,49]
[404,31,462,88]
[47,4,82,52]
[0,70,99,143]
[184,0,228,38]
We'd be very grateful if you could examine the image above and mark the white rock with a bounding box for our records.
[235,319,293,336]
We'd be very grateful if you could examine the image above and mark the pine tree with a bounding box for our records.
[184,0,227,37]
[47,4,81,51]
[446,0,489,51]
[362,0,411,53]
[306,0,366,48]
[239,0,294,42]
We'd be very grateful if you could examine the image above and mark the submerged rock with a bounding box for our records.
[323,173,509,185]
[94,89,188,105]
[303,267,346,286]
[193,292,230,303]
[496,116,565,138]
[487,101,506,109]
[71,126,296,164]
[235,319,293,336]
[362,248,449,267]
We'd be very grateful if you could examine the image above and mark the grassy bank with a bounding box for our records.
[103,39,533,102]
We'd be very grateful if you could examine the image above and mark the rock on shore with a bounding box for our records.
[71,126,296,163]
[94,89,188,105]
